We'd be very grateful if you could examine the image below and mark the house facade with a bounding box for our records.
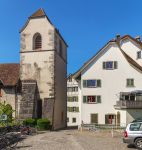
[73,35,142,126]
[0,8,67,130]
[67,74,79,126]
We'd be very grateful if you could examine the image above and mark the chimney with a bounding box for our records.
[116,34,121,42]
[135,36,141,42]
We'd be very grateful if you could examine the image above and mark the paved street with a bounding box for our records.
[16,130,136,150]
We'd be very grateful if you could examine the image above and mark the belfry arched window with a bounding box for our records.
[33,33,42,50]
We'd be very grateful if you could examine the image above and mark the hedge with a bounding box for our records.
[23,118,36,127]
[37,118,50,130]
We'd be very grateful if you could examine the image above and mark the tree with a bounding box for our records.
[0,101,15,122]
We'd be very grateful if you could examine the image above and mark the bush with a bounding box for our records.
[37,118,50,130]
[23,118,36,127]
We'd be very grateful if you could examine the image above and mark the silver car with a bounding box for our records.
[123,122,142,149]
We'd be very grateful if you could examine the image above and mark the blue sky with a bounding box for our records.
[0,0,142,74]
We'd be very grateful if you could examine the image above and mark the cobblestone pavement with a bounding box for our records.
[15,130,136,150]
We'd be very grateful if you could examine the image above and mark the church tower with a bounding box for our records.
[19,8,67,130]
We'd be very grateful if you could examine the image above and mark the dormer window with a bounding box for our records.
[103,61,118,70]
[137,51,142,59]
[33,33,42,50]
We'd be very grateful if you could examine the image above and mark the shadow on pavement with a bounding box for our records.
[16,145,32,149]
[127,144,136,149]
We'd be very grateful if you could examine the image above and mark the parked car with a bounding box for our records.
[123,122,142,149]
[132,118,142,123]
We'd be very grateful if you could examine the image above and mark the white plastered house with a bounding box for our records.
[73,35,142,126]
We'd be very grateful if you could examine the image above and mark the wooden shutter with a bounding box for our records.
[114,61,118,69]
[83,96,87,103]
[83,80,87,87]
[76,107,79,112]
[97,96,101,103]
[103,62,106,69]
[76,96,78,102]
[97,80,101,87]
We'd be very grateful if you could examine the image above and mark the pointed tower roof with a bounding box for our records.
[29,8,46,18]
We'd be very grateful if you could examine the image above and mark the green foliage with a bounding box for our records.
[37,118,50,130]
[0,101,15,123]
[23,118,36,127]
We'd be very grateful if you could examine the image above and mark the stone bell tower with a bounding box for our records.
[19,8,67,130]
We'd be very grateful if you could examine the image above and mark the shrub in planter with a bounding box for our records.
[23,118,36,127]
[37,118,50,130]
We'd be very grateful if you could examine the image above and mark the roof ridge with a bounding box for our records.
[29,8,46,18]
[73,35,142,79]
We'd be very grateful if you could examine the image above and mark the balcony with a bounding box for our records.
[114,100,142,109]
[114,90,142,109]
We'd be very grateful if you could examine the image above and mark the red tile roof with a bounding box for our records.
[0,64,20,86]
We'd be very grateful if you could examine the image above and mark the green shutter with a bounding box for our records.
[97,96,101,103]
[97,80,101,87]
[83,96,87,103]
[114,61,118,69]
[76,96,78,102]
[83,80,87,87]
[103,62,106,69]
[76,107,79,112]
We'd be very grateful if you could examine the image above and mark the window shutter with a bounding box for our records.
[97,80,101,87]
[97,96,101,103]
[69,97,72,102]
[114,61,118,69]
[83,80,87,87]
[83,96,87,103]
[76,107,79,112]
[103,62,106,69]
[76,96,78,102]
[70,107,73,112]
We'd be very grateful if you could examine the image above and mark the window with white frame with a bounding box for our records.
[67,96,78,102]
[83,95,101,104]
[67,87,78,92]
[83,79,101,88]
[72,118,76,123]
[126,79,134,87]
[67,107,79,112]
[137,51,142,59]
[103,61,118,69]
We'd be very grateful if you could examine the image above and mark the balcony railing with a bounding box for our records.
[114,100,142,109]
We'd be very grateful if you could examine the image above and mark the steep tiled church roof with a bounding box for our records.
[0,64,20,86]
[29,8,46,18]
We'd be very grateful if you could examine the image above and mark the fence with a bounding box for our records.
[79,123,126,132]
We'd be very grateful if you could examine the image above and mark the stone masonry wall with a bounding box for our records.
[18,80,37,119]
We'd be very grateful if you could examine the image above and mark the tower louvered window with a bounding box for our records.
[33,33,42,50]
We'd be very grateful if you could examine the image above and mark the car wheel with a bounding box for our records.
[135,138,142,150]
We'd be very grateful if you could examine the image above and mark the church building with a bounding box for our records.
[0,8,68,130]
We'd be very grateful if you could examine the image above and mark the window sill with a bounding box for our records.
[126,86,135,88]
